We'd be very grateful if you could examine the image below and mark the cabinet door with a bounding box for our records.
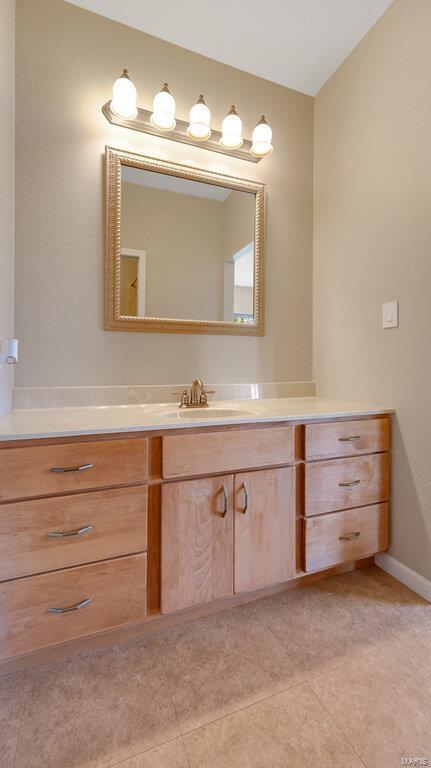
[161,475,233,614]
[234,467,296,593]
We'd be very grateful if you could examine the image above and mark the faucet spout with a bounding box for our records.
[190,379,204,405]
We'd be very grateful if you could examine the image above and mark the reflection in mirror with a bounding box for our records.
[120,166,255,323]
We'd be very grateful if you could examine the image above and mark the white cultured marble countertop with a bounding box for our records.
[0,398,393,442]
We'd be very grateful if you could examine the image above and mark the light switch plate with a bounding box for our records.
[383,300,398,328]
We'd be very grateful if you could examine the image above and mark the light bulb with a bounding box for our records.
[220,106,243,149]
[187,95,211,141]
[110,69,138,120]
[250,115,273,157]
[150,83,176,131]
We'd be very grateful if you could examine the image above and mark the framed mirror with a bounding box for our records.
[105,146,265,335]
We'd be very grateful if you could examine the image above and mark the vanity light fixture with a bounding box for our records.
[220,105,243,149]
[150,83,176,131]
[250,115,273,157]
[103,77,269,162]
[110,69,138,120]
[187,94,211,141]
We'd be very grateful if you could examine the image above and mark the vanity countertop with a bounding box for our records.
[0,398,393,442]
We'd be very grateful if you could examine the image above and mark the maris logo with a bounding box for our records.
[401,759,429,766]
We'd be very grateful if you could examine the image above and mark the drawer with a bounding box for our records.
[0,553,147,660]
[305,418,389,460]
[0,438,148,502]
[0,487,147,581]
[162,425,296,479]
[304,453,389,516]
[303,502,389,573]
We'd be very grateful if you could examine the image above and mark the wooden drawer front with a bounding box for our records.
[305,418,389,461]
[303,503,389,573]
[0,438,148,502]
[0,487,147,581]
[0,554,147,660]
[162,426,296,479]
[304,453,389,517]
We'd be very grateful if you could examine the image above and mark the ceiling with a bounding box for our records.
[122,166,231,201]
[66,0,392,95]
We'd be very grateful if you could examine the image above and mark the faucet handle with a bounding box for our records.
[172,389,190,407]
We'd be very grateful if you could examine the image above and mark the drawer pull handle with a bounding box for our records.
[242,483,248,514]
[221,485,228,518]
[338,480,361,488]
[48,525,92,539]
[339,531,361,541]
[338,435,360,442]
[48,597,92,615]
[50,463,94,474]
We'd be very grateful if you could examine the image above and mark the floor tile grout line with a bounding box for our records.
[103,641,189,768]
[179,680,307,737]
[104,735,181,768]
[303,647,378,684]
[305,681,369,768]
[304,617,431,687]
[155,639,193,767]
[181,734,193,768]
[154,638,192,768]
[262,606,391,690]
[11,675,31,768]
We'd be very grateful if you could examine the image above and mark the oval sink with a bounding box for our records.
[178,408,254,419]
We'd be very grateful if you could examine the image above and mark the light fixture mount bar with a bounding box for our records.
[102,101,260,163]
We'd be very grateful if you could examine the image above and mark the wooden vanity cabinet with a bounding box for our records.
[0,413,391,667]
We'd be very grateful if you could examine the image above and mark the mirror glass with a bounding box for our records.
[120,165,256,324]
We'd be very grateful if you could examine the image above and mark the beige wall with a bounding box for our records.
[15,0,313,387]
[121,182,223,321]
[314,0,431,580]
[0,0,15,416]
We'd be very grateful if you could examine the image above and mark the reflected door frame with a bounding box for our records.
[121,248,146,316]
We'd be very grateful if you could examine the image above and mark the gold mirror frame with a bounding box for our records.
[104,146,265,335]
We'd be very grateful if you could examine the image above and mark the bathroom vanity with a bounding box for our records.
[0,399,391,667]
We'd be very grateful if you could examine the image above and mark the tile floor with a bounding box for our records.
[1,565,430,768]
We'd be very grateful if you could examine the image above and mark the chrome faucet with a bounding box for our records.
[173,379,215,408]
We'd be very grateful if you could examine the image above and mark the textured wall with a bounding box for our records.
[15,0,313,387]
[314,0,431,579]
[0,0,15,415]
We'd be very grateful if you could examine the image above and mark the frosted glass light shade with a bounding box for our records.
[187,95,211,141]
[150,83,176,131]
[110,70,138,120]
[220,106,243,149]
[251,115,273,157]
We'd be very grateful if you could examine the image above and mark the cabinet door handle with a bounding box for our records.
[48,525,92,539]
[48,597,92,614]
[338,480,361,488]
[241,483,248,514]
[221,485,228,518]
[339,531,361,541]
[49,463,94,473]
[338,435,360,442]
